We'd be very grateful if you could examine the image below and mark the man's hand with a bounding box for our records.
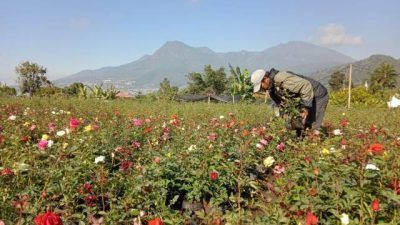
[300,108,309,124]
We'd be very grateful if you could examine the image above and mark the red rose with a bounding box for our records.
[148,217,164,225]
[304,156,311,164]
[20,136,29,143]
[120,161,133,172]
[369,143,384,155]
[34,211,63,225]
[84,195,98,207]
[210,170,219,181]
[371,199,380,211]
[1,168,14,176]
[340,118,348,127]
[369,124,376,133]
[305,211,318,225]
[83,183,92,193]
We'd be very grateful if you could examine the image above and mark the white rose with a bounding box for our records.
[365,164,380,171]
[188,145,197,152]
[340,213,350,225]
[56,130,66,137]
[8,115,16,120]
[333,129,342,135]
[263,156,275,167]
[47,140,54,147]
[95,156,105,164]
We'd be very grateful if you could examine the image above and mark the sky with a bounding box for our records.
[1,0,399,84]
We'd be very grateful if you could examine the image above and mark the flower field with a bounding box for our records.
[0,97,399,225]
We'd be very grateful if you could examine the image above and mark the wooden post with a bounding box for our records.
[264,90,268,103]
[347,64,352,109]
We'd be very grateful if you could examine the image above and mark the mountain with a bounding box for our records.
[310,55,400,86]
[55,41,355,90]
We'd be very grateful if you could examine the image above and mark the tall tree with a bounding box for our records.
[370,63,398,92]
[328,71,346,91]
[15,61,51,96]
[186,65,227,95]
[157,78,178,100]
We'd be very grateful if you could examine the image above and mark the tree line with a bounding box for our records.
[1,60,398,100]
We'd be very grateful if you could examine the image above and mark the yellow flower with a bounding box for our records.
[166,152,172,158]
[84,124,93,132]
[321,148,330,155]
[23,122,30,127]
[62,143,69,149]
[42,134,49,140]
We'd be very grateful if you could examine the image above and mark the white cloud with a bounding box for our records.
[315,24,363,46]
[68,17,91,30]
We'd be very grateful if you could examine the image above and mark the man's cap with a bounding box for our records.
[250,69,266,93]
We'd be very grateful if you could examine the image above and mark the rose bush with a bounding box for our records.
[0,97,399,224]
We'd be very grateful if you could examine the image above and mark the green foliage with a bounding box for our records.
[15,61,51,96]
[85,84,120,100]
[0,83,17,97]
[328,71,346,91]
[34,86,64,97]
[63,83,85,97]
[370,63,398,93]
[330,86,385,106]
[186,65,227,95]
[228,64,254,102]
[157,78,178,101]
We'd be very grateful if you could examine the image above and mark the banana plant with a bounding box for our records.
[87,84,104,99]
[229,64,254,102]
[77,85,87,99]
[102,86,120,100]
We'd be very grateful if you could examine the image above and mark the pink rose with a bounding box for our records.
[69,118,80,129]
[37,140,48,150]
[132,118,142,127]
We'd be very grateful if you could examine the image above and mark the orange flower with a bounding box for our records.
[305,211,318,225]
[148,217,164,225]
[369,143,384,155]
[371,199,380,211]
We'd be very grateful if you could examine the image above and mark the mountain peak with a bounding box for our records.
[160,40,191,49]
[153,41,194,57]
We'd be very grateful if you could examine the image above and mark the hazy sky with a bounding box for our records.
[1,0,399,84]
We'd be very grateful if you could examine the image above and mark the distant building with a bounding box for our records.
[116,91,134,99]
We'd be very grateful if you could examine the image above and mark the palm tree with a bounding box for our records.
[370,63,398,92]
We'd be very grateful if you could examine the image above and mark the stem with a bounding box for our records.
[100,166,106,212]
[371,212,376,225]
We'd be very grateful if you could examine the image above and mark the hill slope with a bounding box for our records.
[310,55,400,86]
